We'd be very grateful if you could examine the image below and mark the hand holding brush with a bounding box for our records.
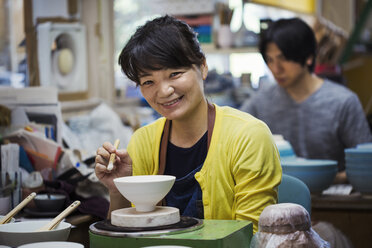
[107,139,120,171]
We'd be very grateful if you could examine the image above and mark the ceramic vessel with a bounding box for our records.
[0,220,71,247]
[346,169,372,193]
[18,241,83,248]
[345,146,372,193]
[281,157,338,193]
[34,194,66,211]
[113,175,176,212]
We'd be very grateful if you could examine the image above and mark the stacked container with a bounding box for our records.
[345,143,372,194]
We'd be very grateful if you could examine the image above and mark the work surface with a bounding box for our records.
[311,193,372,248]
[89,219,253,248]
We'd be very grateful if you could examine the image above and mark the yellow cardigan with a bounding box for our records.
[127,104,282,232]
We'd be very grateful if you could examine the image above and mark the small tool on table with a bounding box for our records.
[107,139,120,171]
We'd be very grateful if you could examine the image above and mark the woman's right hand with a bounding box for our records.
[95,141,133,194]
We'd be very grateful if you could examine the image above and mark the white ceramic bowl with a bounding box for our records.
[18,241,84,248]
[114,175,176,212]
[0,220,71,247]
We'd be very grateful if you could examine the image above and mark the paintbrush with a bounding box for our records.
[107,139,120,171]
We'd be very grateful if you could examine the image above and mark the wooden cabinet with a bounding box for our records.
[311,194,372,248]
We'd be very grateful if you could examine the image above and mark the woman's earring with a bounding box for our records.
[306,57,313,66]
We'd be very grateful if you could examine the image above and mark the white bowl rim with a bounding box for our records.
[0,220,71,233]
[114,175,176,183]
[17,241,84,248]
[0,215,15,223]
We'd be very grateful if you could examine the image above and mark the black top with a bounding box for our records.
[164,131,208,178]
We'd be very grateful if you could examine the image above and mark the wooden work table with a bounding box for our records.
[67,214,100,247]
[311,193,372,248]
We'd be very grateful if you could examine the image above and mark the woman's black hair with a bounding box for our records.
[259,18,317,72]
[118,15,206,85]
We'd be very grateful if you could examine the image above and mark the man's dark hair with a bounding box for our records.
[118,15,206,85]
[259,18,317,72]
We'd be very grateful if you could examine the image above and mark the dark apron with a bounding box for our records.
[165,163,204,218]
[158,102,215,219]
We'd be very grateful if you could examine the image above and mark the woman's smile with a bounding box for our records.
[160,96,183,107]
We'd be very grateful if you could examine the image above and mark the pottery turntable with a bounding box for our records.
[89,175,253,248]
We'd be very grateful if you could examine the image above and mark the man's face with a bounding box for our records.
[265,42,309,89]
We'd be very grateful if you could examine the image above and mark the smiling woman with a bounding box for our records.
[136,66,207,123]
[118,15,209,129]
[95,15,282,233]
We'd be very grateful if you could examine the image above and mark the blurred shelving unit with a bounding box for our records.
[339,0,372,64]
[338,0,372,116]
[201,44,259,54]
[250,0,317,14]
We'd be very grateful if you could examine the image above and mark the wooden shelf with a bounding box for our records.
[201,44,259,54]
[311,192,372,210]
[251,0,316,14]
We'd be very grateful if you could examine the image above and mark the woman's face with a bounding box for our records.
[138,63,208,121]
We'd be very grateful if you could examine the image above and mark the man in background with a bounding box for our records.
[240,18,372,182]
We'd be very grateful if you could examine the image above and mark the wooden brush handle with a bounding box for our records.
[0,192,36,224]
[107,139,120,171]
[36,200,81,231]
